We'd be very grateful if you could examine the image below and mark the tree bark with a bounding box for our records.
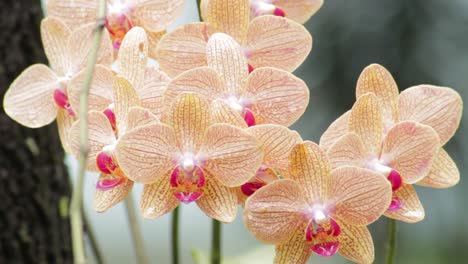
[0,0,73,263]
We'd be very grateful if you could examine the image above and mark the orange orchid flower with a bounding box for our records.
[47,0,185,57]
[237,124,302,205]
[114,93,263,222]
[3,17,113,151]
[201,0,323,24]
[156,0,312,77]
[164,33,309,127]
[244,141,392,263]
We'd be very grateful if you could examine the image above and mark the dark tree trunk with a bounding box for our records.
[0,1,73,263]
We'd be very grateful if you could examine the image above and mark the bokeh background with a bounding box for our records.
[50,0,468,263]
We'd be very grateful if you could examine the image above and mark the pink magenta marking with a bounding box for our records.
[103,108,117,132]
[248,64,254,73]
[273,7,286,17]
[241,181,265,196]
[53,89,75,116]
[96,177,125,190]
[174,192,203,204]
[387,169,402,191]
[388,196,403,211]
[96,152,118,174]
[170,165,206,203]
[244,108,256,127]
[312,241,339,257]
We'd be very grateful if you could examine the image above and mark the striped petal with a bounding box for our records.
[417,148,460,188]
[138,67,170,117]
[118,27,148,91]
[269,0,323,24]
[206,0,250,42]
[209,99,248,127]
[126,107,159,131]
[274,223,311,264]
[41,17,71,76]
[112,76,141,134]
[398,85,463,145]
[94,174,134,212]
[319,111,349,151]
[140,173,179,219]
[245,67,309,126]
[133,0,184,32]
[327,133,368,169]
[244,179,307,243]
[384,184,424,223]
[331,167,392,226]
[338,222,374,264]
[57,109,75,153]
[246,16,312,72]
[147,30,166,59]
[46,0,96,27]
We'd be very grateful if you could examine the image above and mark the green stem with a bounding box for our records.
[385,219,397,264]
[83,208,105,264]
[172,207,180,264]
[211,219,221,264]
[70,0,107,263]
[124,194,149,264]
[196,0,203,21]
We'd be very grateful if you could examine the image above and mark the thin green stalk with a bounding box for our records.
[124,194,149,264]
[70,0,107,262]
[385,219,397,264]
[196,0,203,21]
[172,207,180,264]
[83,208,105,264]
[211,219,221,264]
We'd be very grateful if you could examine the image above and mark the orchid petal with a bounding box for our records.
[327,133,368,169]
[417,148,460,188]
[244,179,307,243]
[206,0,250,42]
[338,222,374,264]
[118,27,148,91]
[349,93,384,155]
[115,123,178,183]
[398,85,463,145]
[209,99,248,128]
[274,223,311,264]
[147,30,166,59]
[200,123,263,187]
[272,0,323,24]
[138,67,170,117]
[46,0,96,27]
[288,141,331,203]
[245,67,309,126]
[113,76,141,134]
[156,23,211,77]
[41,17,71,76]
[356,64,399,124]
[331,167,392,226]
[3,64,58,128]
[246,16,312,72]
[57,109,75,153]
[133,0,184,32]
[127,106,159,131]
[94,174,133,212]
[384,184,424,223]
[207,33,249,93]
[140,174,179,219]
[196,173,237,222]
[381,121,440,184]
[319,111,349,151]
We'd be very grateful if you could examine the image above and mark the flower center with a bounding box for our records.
[368,160,403,211]
[170,164,206,204]
[105,2,133,50]
[96,146,123,177]
[53,89,75,116]
[305,211,341,258]
[250,1,286,17]
[226,97,256,127]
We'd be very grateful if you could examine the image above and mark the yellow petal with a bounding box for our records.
[337,222,374,264]
[246,16,312,72]
[115,123,179,183]
[200,123,263,187]
[398,85,463,145]
[162,93,210,151]
[331,167,392,225]
[245,67,309,126]
[209,99,248,128]
[3,64,58,128]
[247,125,302,176]
[349,93,384,154]
[127,106,160,131]
[319,111,349,151]
[272,0,323,24]
[147,30,166,59]
[138,67,171,117]
[41,17,71,76]
[156,22,211,77]
[417,148,460,188]
[196,174,237,222]
[46,0,96,27]
[274,223,311,264]
[113,76,141,134]
[381,121,440,184]
[384,184,424,223]
[118,27,148,91]
[244,179,307,243]
[207,33,248,93]
[68,65,115,114]
[133,0,185,32]
[140,173,179,219]
[165,66,225,104]
[94,174,134,212]
[356,64,399,124]
[206,0,250,42]
[57,109,75,153]
[69,111,115,172]
[287,141,331,203]
[327,133,368,169]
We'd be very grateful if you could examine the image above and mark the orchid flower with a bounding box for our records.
[114,92,263,222]
[3,17,113,151]
[156,0,312,77]
[201,0,323,24]
[237,124,302,205]
[244,141,392,263]
[164,33,309,127]
[47,0,185,57]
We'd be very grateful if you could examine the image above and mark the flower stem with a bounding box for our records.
[83,208,105,264]
[70,0,107,263]
[385,219,397,264]
[196,0,203,21]
[124,194,149,264]
[172,207,180,264]
[211,219,222,264]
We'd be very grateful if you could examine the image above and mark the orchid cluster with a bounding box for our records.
[2,0,463,263]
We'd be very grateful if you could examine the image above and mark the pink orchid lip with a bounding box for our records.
[105,12,133,50]
[96,176,125,190]
[305,217,341,258]
[96,151,118,175]
[53,89,75,116]
[273,7,286,17]
[387,169,402,191]
[103,108,117,132]
[312,241,340,257]
[170,165,206,204]
[388,196,403,211]
[248,64,255,73]
[244,108,256,127]
[241,181,265,196]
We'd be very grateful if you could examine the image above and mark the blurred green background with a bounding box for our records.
[57,0,468,263]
